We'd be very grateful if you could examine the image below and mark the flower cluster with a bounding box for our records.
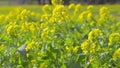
[88,29,103,42]
[113,48,120,61]
[108,33,120,46]
[25,40,38,51]
[6,22,19,37]
[0,2,119,68]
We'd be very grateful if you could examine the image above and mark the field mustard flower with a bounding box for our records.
[87,12,93,21]
[89,58,95,64]
[73,46,79,53]
[29,23,38,34]
[87,5,93,10]
[90,43,96,55]
[97,17,106,26]
[88,29,103,42]
[68,3,75,9]
[108,33,120,46]
[6,22,19,36]
[25,40,38,51]
[53,5,65,16]
[78,11,88,22]
[52,0,62,5]
[113,48,120,61]
[99,7,109,17]
[42,4,51,14]
[81,40,90,55]
[74,4,82,15]
[41,27,49,41]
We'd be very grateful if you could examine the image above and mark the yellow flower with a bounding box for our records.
[68,3,75,9]
[29,22,38,34]
[21,22,39,34]
[97,17,106,26]
[90,21,95,26]
[81,39,97,55]
[99,7,109,17]
[113,48,120,61]
[76,4,82,10]
[89,58,95,64]
[41,28,49,41]
[78,11,88,22]
[88,29,103,42]
[21,22,29,32]
[74,4,82,15]
[42,4,51,14]
[50,27,56,33]
[21,9,27,15]
[49,17,56,23]
[58,17,64,23]
[52,0,62,5]
[73,46,79,53]
[87,5,93,10]
[87,12,93,21]
[66,46,73,52]
[25,40,38,51]
[81,40,90,55]
[90,43,96,55]
[41,14,51,22]
[6,22,19,36]
[108,33,120,46]
[53,5,66,16]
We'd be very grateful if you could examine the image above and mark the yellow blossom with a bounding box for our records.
[78,11,88,22]
[68,3,75,9]
[89,58,95,63]
[42,4,51,14]
[73,46,79,53]
[113,48,120,61]
[88,29,103,42]
[99,7,109,17]
[87,5,93,10]
[97,17,106,26]
[53,5,66,16]
[41,27,49,41]
[87,12,93,21]
[52,0,62,5]
[6,22,19,36]
[81,40,90,55]
[66,46,73,52]
[76,4,82,10]
[29,22,38,34]
[108,33,120,46]
[25,40,38,51]
[90,43,96,55]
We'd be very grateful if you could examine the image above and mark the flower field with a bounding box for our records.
[0,2,120,68]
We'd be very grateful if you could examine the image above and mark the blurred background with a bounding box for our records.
[0,0,120,5]
[0,0,120,20]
